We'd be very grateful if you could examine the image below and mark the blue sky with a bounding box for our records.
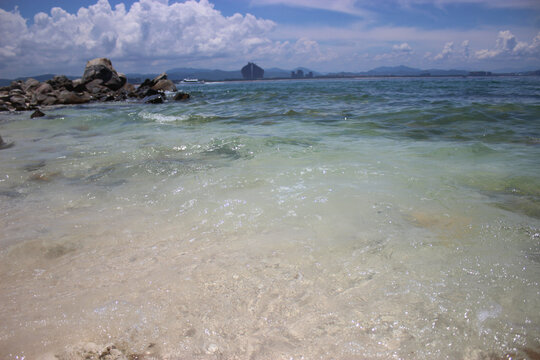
[0,0,539,77]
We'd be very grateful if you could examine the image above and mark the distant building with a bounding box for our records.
[306,71,314,78]
[291,69,306,79]
[241,62,264,80]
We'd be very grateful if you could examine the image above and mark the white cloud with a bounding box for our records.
[434,41,454,60]
[393,42,413,53]
[372,42,414,61]
[461,40,470,58]
[0,0,285,76]
[475,30,540,59]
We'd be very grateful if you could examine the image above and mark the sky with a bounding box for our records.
[0,0,539,78]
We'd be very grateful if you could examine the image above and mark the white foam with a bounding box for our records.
[139,111,189,123]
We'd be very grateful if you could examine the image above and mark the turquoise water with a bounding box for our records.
[0,77,539,359]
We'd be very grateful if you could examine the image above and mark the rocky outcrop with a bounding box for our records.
[0,58,190,112]
[47,75,74,91]
[135,73,177,97]
[81,58,126,91]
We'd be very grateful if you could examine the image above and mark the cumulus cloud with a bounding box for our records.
[0,0,288,76]
[475,30,540,59]
[461,40,470,58]
[373,42,413,61]
[392,42,413,53]
[434,41,454,60]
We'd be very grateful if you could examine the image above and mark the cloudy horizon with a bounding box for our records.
[0,0,539,78]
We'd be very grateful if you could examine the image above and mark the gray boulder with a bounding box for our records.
[57,90,91,105]
[9,95,26,109]
[23,78,41,92]
[153,72,168,82]
[152,79,177,92]
[47,75,73,91]
[85,79,108,94]
[41,94,59,106]
[72,78,87,92]
[34,83,53,95]
[82,58,126,91]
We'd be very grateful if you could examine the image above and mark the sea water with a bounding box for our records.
[0,77,539,359]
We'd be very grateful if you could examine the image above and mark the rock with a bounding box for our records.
[135,86,159,99]
[0,134,14,150]
[153,72,168,82]
[34,82,54,95]
[82,58,126,91]
[143,94,165,104]
[41,95,58,106]
[118,73,127,88]
[47,75,74,91]
[122,82,135,93]
[151,79,177,92]
[72,78,87,92]
[57,90,91,105]
[31,109,46,118]
[173,92,190,101]
[9,80,23,90]
[0,58,182,110]
[9,88,25,96]
[85,79,108,94]
[139,78,154,88]
[9,95,26,109]
[23,78,41,92]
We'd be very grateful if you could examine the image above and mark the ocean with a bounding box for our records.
[0,77,539,359]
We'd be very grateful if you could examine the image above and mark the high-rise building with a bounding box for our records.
[241,62,264,80]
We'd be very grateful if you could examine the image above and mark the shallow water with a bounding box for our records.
[0,77,539,359]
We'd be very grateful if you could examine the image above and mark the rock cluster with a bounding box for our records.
[132,72,178,104]
[0,58,189,112]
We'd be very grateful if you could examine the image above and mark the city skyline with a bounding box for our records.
[0,0,539,78]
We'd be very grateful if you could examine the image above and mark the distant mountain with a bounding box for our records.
[324,66,470,77]
[366,65,425,76]
[424,68,468,76]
